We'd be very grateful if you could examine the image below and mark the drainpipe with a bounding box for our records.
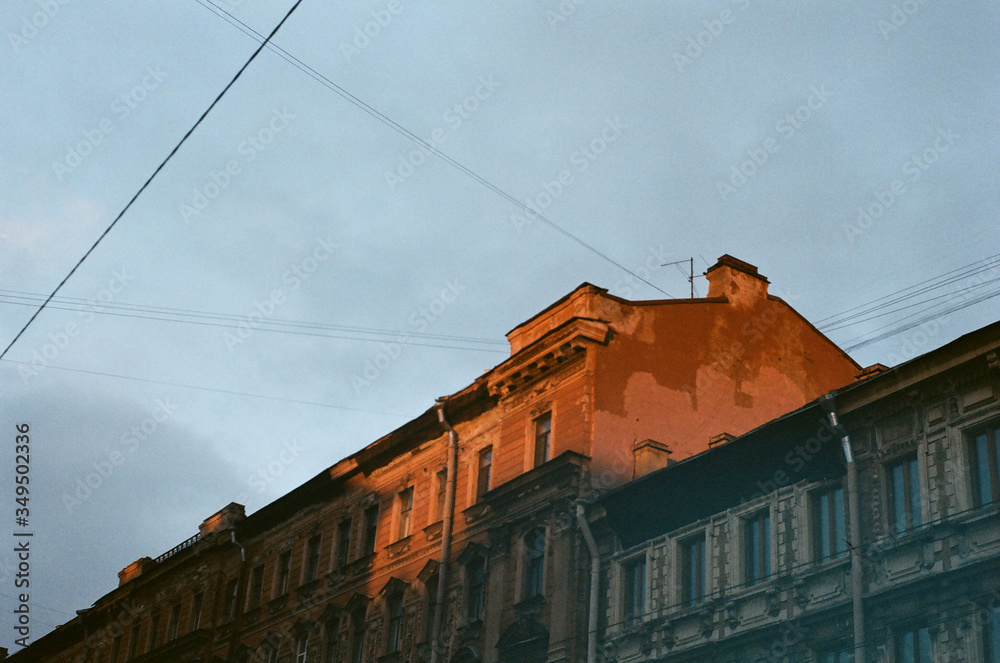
[230,530,246,561]
[431,400,459,663]
[819,394,865,663]
[575,502,600,663]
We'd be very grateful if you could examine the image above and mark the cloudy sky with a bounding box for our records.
[2,0,999,648]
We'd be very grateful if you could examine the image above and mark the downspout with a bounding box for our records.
[575,502,599,663]
[819,394,865,663]
[225,529,248,663]
[431,400,459,663]
[231,530,246,561]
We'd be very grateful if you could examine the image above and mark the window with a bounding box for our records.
[533,413,552,467]
[276,551,292,596]
[296,634,309,663]
[305,535,322,583]
[127,624,140,660]
[896,626,932,663]
[397,487,414,539]
[623,557,646,627]
[167,603,181,640]
[325,632,340,663]
[350,607,367,663]
[336,519,352,569]
[387,593,404,652]
[426,574,440,642]
[110,636,122,663]
[148,612,160,651]
[986,602,1000,663]
[224,578,239,622]
[681,534,706,607]
[436,468,447,521]
[813,484,847,561]
[523,529,546,599]
[816,647,851,663]
[888,455,922,534]
[363,505,379,555]
[745,510,770,585]
[248,564,264,610]
[971,425,1000,507]
[190,592,204,631]
[466,558,486,622]
[477,447,492,500]
[265,647,278,663]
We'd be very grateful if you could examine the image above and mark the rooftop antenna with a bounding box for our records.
[662,258,695,298]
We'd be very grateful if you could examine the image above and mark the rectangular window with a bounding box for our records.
[971,425,1000,507]
[986,603,1000,663]
[110,636,122,663]
[276,551,292,595]
[896,626,932,663]
[190,592,203,630]
[305,535,322,583]
[363,505,379,555]
[325,634,340,663]
[167,603,181,640]
[351,608,367,663]
[436,468,447,521]
[623,558,646,627]
[398,487,414,539]
[523,529,546,599]
[248,564,264,609]
[147,613,160,652]
[745,510,770,585]
[426,574,440,642]
[127,624,140,660]
[296,635,309,663]
[467,558,486,622]
[681,534,706,607]
[813,485,847,561]
[336,519,352,569]
[816,647,851,663]
[224,578,239,622]
[190,592,204,631]
[888,455,922,534]
[477,447,492,500]
[387,594,404,652]
[534,413,552,467]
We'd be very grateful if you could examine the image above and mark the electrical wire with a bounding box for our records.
[191,0,672,298]
[0,0,307,362]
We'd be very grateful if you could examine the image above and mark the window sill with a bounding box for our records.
[387,535,412,558]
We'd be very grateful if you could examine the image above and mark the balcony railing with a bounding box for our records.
[154,533,201,564]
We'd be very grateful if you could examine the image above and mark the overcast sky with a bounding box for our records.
[2,0,998,648]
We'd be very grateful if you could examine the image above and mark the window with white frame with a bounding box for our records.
[813,483,847,561]
[296,634,309,663]
[970,423,1000,508]
[895,625,932,663]
[622,556,646,627]
[680,533,706,607]
[397,487,414,540]
[744,510,770,586]
[887,454,922,535]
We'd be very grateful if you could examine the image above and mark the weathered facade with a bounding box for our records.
[7,256,862,663]
[599,321,1000,662]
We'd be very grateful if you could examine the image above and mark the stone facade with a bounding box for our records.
[6,256,862,663]
[599,322,1000,662]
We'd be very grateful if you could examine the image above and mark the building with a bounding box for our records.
[598,320,1000,662]
[7,256,862,663]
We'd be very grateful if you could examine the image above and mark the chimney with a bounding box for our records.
[633,439,674,478]
[199,502,246,537]
[705,255,769,307]
[118,557,155,586]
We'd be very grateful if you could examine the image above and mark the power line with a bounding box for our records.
[0,290,507,351]
[1,359,408,417]
[191,0,672,298]
[0,0,307,362]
